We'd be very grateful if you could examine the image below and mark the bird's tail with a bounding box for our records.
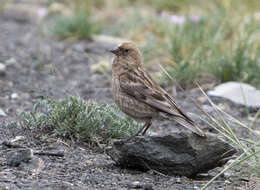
[173,116,205,137]
[159,112,205,137]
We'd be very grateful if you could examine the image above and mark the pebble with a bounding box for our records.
[93,34,130,45]
[0,108,7,117]
[11,93,19,99]
[128,181,154,190]
[176,177,181,184]
[202,104,215,113]
[6,148,33,167]
[90,60,110,74]
[5,57,17,65]
[20,156,45,174]
[223,171,232,178]
[0,62,6,76]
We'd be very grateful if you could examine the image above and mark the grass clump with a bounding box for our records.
[167,13,260,87]
[195,87,260,189]
[51,10,100,40]
[20,96,141,145]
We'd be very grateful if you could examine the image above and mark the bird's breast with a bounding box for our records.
[112,77,158,122]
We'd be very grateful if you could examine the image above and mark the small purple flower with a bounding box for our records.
[190,15,200,23]
[170,15,185,25]
[37,8,48,19]
[160,11,168,18]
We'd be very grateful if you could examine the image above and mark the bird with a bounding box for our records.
[110,42,205,140]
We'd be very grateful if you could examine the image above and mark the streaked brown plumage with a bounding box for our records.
[110,42,205,139]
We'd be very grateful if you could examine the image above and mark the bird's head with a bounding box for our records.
[110,42,142,67]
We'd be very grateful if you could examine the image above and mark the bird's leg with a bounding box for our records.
[124,121,149,142]
[141,120,152,135]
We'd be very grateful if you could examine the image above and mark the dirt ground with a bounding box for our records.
[0,3,259,190]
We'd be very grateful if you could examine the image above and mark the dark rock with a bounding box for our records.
[107,132,236,177]
[6,148,33,167]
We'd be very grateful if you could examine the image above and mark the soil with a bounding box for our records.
[0,2,259,190]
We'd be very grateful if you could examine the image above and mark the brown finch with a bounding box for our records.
[110,42,205,140]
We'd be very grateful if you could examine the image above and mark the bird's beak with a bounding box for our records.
[109,47,119,55]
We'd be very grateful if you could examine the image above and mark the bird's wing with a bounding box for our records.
[119,68,205,137]
[119,68,187,118]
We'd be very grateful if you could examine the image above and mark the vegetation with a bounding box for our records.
[50,10,100,40]
[20,96,141,146]
[167,13,260,86]
[196,87,260,189]
[47,0,260,86]
[59,0,259,88]
[0,0,7,12]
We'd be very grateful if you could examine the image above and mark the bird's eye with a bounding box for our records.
[124,49,129,53]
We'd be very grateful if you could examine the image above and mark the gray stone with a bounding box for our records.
[6,148,33,167]
[20,156,45,174]
[5,57,17,65]
[0,108,7,117]
[84,35,130,54]
[207,82,260,109]
[11,93,19,99]
[0,62,6,76]
[107,132,236,177]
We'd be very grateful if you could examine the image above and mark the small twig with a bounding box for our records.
[0,179,13,183]
[2,141,65,157]
[57,138,70,147]
[150,168,168,177]
[2,141,25,148]
[139,158,168,177]
[34,151,64,157]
